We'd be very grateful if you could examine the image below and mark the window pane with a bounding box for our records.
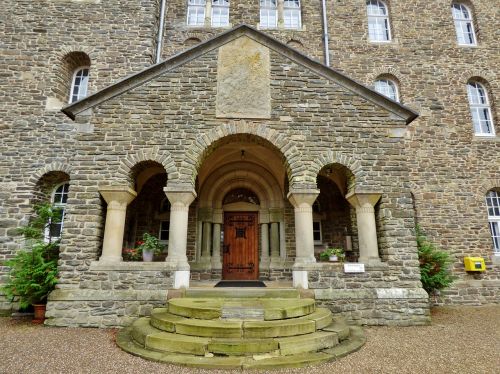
[452,4,475,45]
[489,221,500,253]
[374,79,398,101]
[468,82,494,135]
[70,68,90,103]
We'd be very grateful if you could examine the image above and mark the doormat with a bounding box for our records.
[214,281,266,287]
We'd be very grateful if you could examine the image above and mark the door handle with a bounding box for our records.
[223,244,230,254]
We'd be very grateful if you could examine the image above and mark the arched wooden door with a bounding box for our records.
[222,212,258,280]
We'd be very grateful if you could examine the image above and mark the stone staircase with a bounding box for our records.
[117,288,365,369]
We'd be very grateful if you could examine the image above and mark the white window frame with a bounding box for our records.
[486,190,500,254]
[187,0,206,26]
[159,220,170,245]
[211,0,230,27]
[467,81,495,137]
[451,3,476,46]
[366,0,391,42]
[374,78,399,102]
[313,220,322,245]
[45,182,70,242]
[260,0,278,29]
[69,67,89,104]
[283,0,302,30]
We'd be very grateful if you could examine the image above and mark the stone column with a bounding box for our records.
[270,222,280,259]
[164,187,197,289]
[211,209,223,269]
[346,192,382,264]
[277,0,285,27]
[98,186,137,263]
[260,223,270,266]
[200,221,212,265]
[287,189,320,289]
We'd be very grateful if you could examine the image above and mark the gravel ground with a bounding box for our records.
[0,306,499,374]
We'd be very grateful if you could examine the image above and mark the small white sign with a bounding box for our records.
[344,263,365,273]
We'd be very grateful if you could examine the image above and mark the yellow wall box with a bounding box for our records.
[463,257,486,272]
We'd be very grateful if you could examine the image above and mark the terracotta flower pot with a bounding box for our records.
[32,304,46,324]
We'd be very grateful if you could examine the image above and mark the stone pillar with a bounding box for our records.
[287,189,320,289]
[277,0,285,27]
[164,187,197,289]
[200,221,212,265]
[270,222,280,259]
[211,223,222,269]
[260,223,270,266]
[346,191,382,264]
[99,186,137,263]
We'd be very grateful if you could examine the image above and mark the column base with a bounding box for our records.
[293,270,308,289]
[164,257,190,271]
[173,271,190,289]
[294,256,317,264]
[358,257,382,266]
[211,258,223,270]
[99,255,123,263]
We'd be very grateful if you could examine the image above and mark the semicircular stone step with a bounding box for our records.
[150,307,332,338]
[168,298,316,320]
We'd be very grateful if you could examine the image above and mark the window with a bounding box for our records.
[46,183,69,241]
[467,81,495,136]
[366,0,391,42]
[187,0,206,26]
[313,221,322,244]
[69,67,89,103]
[212,0,230,27]
[159,220,170,243]
[260,0,278,29]
[451,3,476,45]
[486,190,500,254]
[374,79,399,102]
[283,0,301,29]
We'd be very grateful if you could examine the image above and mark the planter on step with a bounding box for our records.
[32,304,46,324]
[142,250,154,262]
[329,255,338,262]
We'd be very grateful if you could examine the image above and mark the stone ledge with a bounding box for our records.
[314,288,428,300]
[48,289,168,302]
[294,262,389,271]
[89,261,175,272]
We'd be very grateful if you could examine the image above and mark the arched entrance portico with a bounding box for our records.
[195,136,287,280]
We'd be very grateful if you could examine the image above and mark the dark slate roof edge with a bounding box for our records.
[62,24,418,124]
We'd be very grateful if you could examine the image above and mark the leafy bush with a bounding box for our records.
[319,247,345,261]
[1,204,59,308]
[416,225,455,294]
[136,232,164,255]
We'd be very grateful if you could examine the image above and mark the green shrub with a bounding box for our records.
[1,204,59,308]
[416,225,455,294]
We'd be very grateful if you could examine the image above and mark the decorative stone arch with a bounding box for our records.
[310,150,364,192]
[27,161,73,190]
[184,31,210,43]
[186,123,303,187]
[118,148,177,186]
[459,69,496,85]
[199,164,283,210]
[477,179,500,203]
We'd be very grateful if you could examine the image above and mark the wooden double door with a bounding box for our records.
[222,212,259,280]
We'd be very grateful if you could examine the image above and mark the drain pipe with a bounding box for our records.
[155,0,167,64]
[321,0,330,67]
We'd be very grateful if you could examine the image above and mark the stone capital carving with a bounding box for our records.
[287,189,320,208]
[164,187,197,207]
[345,191,382,209]
[99,186,137,206]
[212,208,223,224]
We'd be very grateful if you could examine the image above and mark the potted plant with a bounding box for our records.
[320,247,345,262]
[136,232,164,262]
[1,204,59,323]
[122,247,142,261]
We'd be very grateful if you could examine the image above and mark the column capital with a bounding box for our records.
[99,186,137,205]
[346,191,382,209]
[164,187,197,207]
[212,209,223,224]
[287,189,320,208]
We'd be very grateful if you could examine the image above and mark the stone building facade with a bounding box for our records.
[0,0,498,327]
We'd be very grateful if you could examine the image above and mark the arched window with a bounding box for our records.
[467,81,495,136]
[366,0,391,42]
[46,183,70,241]
[451,3,476,45]
[69,67,89,103]
[283,0,301,29]
[260,0,278,29]
[374,78,399,102]
[187,0,206,26]
[211,0,230,27]
[485,190,500,254]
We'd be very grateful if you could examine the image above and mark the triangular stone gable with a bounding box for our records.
[62,24,417,124]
